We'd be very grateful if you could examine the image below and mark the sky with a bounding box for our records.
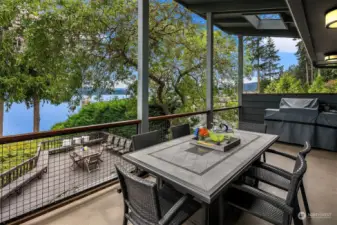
[244,38,299,83]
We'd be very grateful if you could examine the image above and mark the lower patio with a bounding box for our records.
[0,143,135,223]
[21,143,337,225]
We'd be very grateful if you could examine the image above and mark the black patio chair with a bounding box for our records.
[171,124,191,139]
[238,121,267,162]
[246,141,312,215]
[132,130,162,151]
[115,164,201,225]
[117,130,163,193]
[226,153,307,225]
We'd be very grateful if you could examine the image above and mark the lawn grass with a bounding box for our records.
[0,137,64,173]
[0,140,42,173]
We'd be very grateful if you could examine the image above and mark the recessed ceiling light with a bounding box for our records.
[325,53,337,62]
[326,8,337,28]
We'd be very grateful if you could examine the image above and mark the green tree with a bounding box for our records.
[245,36,266,92]
[0,0,242,135]
[308,75,337,93]
[261,37,280,80]
[264,73,306,93]
[52,98,168,138]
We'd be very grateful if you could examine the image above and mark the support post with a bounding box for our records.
[238,35,244,122]
[137,0,149,133]
[206,12,214,129]
[238,35,244,107]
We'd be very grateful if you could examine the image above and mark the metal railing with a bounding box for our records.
[0,107,239,224]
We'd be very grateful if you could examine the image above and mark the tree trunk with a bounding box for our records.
[0,98,4,136]
[33,95,40,132]
[305,62,309,84]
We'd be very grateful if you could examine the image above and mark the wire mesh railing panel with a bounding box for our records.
[0,108,239,223]
[149,114,208,142]
[213,108,239,129]
[0,125,137,223]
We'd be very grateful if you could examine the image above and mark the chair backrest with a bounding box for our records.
[171,124,191,139]
[115,164,161,224]
[300,141,311,158]
[113,136,120,145]
[119,138,127,147]
[125,140,132,150]
[87,154,100,164]
[132,130,162,151]
[285,154,307,206]
[238,122,267,134]
[98,144,104,155]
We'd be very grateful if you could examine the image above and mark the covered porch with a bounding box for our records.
[1,0,337,224]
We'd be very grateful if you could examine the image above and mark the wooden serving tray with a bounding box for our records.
[190,137,241,152]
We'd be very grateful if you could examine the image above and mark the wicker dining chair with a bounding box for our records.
[115,164,201,225]
[238,121,267,162]
[226,153,307,225]
[246,141,312,215]
[171,124,191,139]
[117,130,163,193]
[132,130,162,151]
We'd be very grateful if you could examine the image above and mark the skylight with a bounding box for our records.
[257,14,281,20]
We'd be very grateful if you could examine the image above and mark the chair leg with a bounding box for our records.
[262,152,266,162]
[123,216,127,225]
[300,183,310,215]
[292,197,304,225]
[202,203,210,225]
[123,204,128,225]
[156,177,163,190]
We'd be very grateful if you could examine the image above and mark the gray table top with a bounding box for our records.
[123,130,278,203]
[74,147,98,158]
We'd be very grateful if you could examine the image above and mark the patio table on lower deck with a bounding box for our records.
[123,130,278,225]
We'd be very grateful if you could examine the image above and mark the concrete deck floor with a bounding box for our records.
[22,143,337,225]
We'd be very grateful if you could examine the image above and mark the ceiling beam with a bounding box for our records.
[187,0,288,13]
[213,17,248,23]
[222,27,299,37]
[216,22,252,27]
[285,0,316,64]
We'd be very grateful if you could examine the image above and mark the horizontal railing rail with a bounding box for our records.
[148,106,240,121]
[0,107,240,144]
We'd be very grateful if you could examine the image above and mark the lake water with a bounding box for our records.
[4,95,127,136]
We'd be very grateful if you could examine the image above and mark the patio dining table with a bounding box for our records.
[123,130,278,225]
[74,147,98,158]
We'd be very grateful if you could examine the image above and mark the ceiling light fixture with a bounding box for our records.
[325,53,337,62]
[326,8,337,28]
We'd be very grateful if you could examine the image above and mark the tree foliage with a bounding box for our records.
[262,37,280,79]
[52,98,168,138]
[308,75,337,93]
[264,73,306,94]
[245,36,281,92]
